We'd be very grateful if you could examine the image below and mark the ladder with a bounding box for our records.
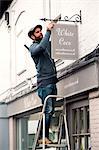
[32,95,70,150]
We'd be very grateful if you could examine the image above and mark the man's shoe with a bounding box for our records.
[38,139,45,144]
[45,138,53,144]
[38,138,53,144]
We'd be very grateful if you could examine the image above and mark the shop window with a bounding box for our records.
[71,106,90,150]
[16,112,60,149]
[16,110,62,150]
[16,114,40,150]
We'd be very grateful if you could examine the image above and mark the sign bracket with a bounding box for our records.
[40,10,82,24]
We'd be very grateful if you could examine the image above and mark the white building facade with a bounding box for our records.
[0,0,99,150]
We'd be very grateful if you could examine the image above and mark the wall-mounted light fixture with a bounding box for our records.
[5,11,9,25]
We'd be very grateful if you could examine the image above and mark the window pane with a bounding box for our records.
[80,136,84,150]
[88,136,91,149]
[87,107,90,133]
[80,107,84,133]
[74,137,79,150]
[16,118,28,150]
[71,106,90,149]
[73,109,77,134]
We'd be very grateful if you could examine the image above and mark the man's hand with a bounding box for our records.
[47,22,55,31]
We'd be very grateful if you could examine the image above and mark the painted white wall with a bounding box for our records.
[0,0,99,95]
[9,0,45,86]
[0,20,10,94]
[51,0,99,69]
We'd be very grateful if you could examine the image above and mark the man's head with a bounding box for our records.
[28,25,43,40]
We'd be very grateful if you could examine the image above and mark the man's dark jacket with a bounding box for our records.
[29,30,57,87]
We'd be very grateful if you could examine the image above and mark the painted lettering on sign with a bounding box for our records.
[59,38,71,46]
[56,28,74,37]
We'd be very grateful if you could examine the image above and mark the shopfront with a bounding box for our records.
[7,49,99,150]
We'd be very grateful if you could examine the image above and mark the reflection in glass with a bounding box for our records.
[72,106,90,150]
[74,137,79,150]
[73,109,77,134]
[87,107,90,133]
[80,136,84,150]
[80,107,84,133]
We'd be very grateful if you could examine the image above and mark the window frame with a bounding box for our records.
[68,99,90,150]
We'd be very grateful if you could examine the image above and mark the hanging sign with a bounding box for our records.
[51,24,78,60]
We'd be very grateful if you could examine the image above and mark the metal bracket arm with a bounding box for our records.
[40,10,82,24]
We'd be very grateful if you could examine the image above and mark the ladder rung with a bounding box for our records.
[47,143,67,148]
[36,143,67,148]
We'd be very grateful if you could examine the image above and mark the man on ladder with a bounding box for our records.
[28,21,58,144]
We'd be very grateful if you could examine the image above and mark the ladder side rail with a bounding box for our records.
[58,114,63,145]
[63,101,70,150]
[42,95,64,113]
[57,100,70,150]
[57,114,64,150]
[64,114,70,150]
[43,113,45,150]
[32,114,43,150]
